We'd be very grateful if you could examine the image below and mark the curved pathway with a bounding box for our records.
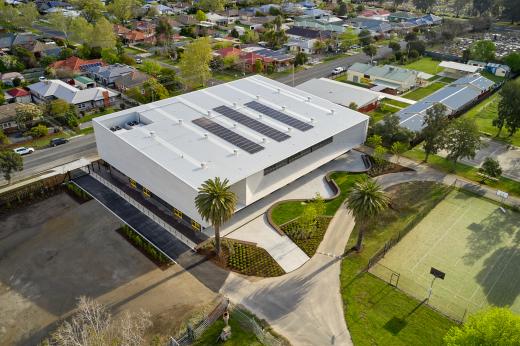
[220,149,520,346]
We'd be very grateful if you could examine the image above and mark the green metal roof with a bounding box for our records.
[74,76,94,84]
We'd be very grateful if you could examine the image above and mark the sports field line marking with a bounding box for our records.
[410,199,469,272]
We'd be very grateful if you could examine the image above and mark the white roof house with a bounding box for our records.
[296,78,380,111]
[93,75,369,227]
[28,79,117,105]
[439,61,483,78]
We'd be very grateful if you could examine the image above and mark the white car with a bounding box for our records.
[331,67,345,75]
[135,58,142,64]
[13,147,35,155]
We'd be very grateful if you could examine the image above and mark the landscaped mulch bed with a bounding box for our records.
[200,239,285,277]
[281,216,332,257]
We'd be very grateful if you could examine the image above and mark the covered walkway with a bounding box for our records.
[72,174,191,261]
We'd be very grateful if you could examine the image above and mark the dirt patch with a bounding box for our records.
[0,192,216,345]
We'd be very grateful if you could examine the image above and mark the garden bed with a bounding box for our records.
[200,239,285,277]
[116,225,173,269]
[281,216,332,257]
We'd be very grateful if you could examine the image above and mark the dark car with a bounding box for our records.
[50,138,69,147]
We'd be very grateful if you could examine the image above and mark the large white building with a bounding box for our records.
[93,75,369,231]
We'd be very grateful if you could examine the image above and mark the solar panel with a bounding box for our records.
[213,105,290,142]
[244,101,313,132]
[192,117,264,154]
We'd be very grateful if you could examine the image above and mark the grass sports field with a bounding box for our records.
[370,189,520,321]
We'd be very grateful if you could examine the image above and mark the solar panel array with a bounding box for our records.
[192,117,264,154]
[244,101,314,132]
[213,105,290,142]
[80,62,103,72]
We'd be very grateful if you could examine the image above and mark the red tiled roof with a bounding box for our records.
[50,56,105,73]
[114,24,131,35]
[6,87,30,97]
[361,9,390,17]
[125,30,146,41]
[215,47,241,58]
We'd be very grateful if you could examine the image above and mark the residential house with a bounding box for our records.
[468,60,510,77]
[347,18,392,35]
[407,14,442,27]
[0,32,36,51]
[1,72,25,87]
[359,9,390,21]
[388,11,418,23]
[36,1,74,13]
[285,27,333,54]
[398,74,494,131]
[141,4,175,15]
[177,14,198,26]
[347,62,418,93]
[123,29,156,44]
[28,79,119,112]
[216,47,294,72]
[114,70,151,92]
[0,103,19,133]
[297,78,380,112]
[293,17,346,33]
[4,87,32,104]
[50,56,105,75]
[86,64,135,86]
[206,13,234,26]
[438,61,482,79]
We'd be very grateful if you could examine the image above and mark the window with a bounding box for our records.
[173,208,183,219]
[142,187,151,198]
[191,220,201,231]
[129,178,137,189]
[264,137,333,175]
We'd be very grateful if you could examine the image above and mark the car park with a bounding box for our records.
[13,147,35,155]
[50,138,69,147]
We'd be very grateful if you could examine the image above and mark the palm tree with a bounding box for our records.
[195,177,237,259]
[346,178,390,252]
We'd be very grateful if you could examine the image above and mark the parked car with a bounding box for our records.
[331,67,345,75]
[13,147,35,155]
[135,58,142,64]
[50,138,69,147]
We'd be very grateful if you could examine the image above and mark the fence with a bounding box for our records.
[169,299,284,346]
[369,262,483,323]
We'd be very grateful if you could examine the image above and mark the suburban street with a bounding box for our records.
[6,45,398,184]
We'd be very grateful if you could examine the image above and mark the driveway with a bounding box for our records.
[438,137,520,182]
[0,193,217,345]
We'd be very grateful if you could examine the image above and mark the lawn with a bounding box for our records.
[481,71,505,84]
[340,181,456,346]
[78,108,115,124]
[368,103,400,124]
[403,57,444,75]
[381,99,410,108]
[403,146,520,197]
[372,189,520,319]
[402,82,445,101]
[193,310,262,346]
[460,92,520,147]
[270,172,366,226]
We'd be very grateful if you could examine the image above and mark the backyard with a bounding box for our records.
[403,57,444,75]
[340,181,457,346]
[461,92,520,147]
[402,82,445,100]
[372,189,520,319]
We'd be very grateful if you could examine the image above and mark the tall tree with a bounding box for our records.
[363,44,377,63]
[503,0,520,23]
[12,2,39,29]
[452,0,468,17]
[413,0,436,12]
[15,103,42,130]
[472,0,494,15]
[0,1,17,29]
[91,18,117,49]
[73,0,105,22]
[69,17,93,46]
[444,307,520,345]
[0,150,23,183]
[195,9,206,22]
[340,27,358,50]
[198,0,227,12]
[443,118,481,168]
[346,178,390,251]
[469,40,496,62]
[495,80,520,137]
[393,0,407,10]
[47,12,75,44]
[390,141,408,163]
[155,16,174,46]
[422,103,449,162]
[504,52,520,74]
[337,1,348,16]
[358,29,373,46]
[195,177,237,259]
[179,37,213,89]
[107,0,139,23]
[142,78,169,102]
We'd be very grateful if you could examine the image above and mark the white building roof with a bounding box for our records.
[296,78,379,108]
[439,61,482,73]
[28,79,117,104]
[94,75,368,189]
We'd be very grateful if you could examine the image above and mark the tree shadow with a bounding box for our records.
[383,299,426,335]
[463,208,519,265]
[475,246,520,307]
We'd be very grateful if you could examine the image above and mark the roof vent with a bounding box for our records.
[276,88,281,93]
[258,114,262,119]
[287,127,292,132]
[282,106,286,111]
[203,133,208,139]
[149,131,156,137]
[200,162,207,169]
[233,149,239,156]
[233,102,237,108]
[262,137,267,143]
[256,95,260,100]
[207,110,212,116]
[310,117,315,123]
[307,96,311,102]
[330,109,335,115]
[178,119,183,125]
